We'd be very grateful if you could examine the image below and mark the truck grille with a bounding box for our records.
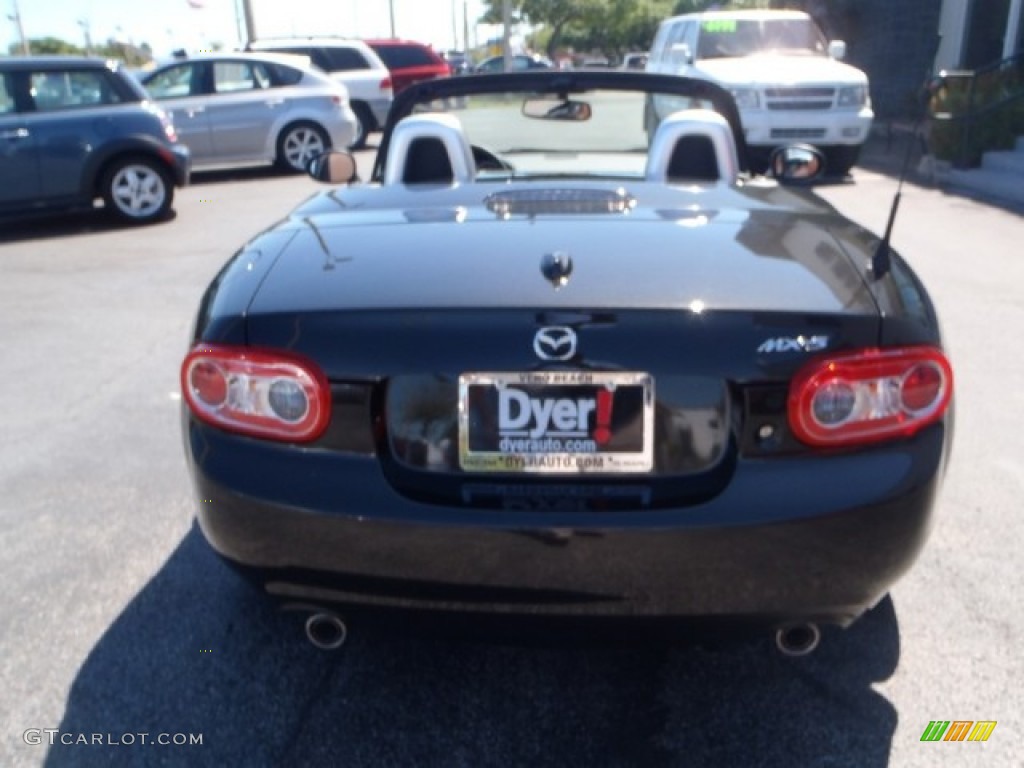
[771,128,827,140]
[764,87,836,111]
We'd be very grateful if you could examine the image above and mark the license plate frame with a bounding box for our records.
[458,371,654,474]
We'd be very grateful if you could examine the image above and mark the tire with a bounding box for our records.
[823,145,862,177]
[100,156,173,225]
[276,122,329,173]
[349,103,373,150]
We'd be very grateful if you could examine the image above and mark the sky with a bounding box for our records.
[4,0,492,58]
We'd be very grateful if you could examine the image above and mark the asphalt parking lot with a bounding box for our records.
[0,141,1021,767]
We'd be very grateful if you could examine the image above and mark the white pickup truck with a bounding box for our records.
[647,10,873,175]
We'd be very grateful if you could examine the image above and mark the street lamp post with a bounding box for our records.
[9,0,30,55]
[78,19,93,56]
[451,0,457,50]
[239,0,257,44]
[502,0,511,71]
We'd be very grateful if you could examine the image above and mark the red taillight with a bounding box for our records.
[788,346,953,447]
[181,345,331,442]
[380,76,393,93]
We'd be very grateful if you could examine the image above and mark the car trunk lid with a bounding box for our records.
[243,186,880,508]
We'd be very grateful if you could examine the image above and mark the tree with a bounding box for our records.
[481,0,607,58]
[562,0,676,58]
[11,36,82,55]
[95,39,154,68]
[7,35,154,67]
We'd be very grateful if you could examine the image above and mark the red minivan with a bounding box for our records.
[364,39,449,93]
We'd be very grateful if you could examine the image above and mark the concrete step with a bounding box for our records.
[945,167,1024,211]
[981,148,1024,174]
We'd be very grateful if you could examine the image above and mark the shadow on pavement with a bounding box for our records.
[188,138,381,188]
[45,524,901,767]
[0,209,177,245]
[189,166,297,186]
[857,130,930,180]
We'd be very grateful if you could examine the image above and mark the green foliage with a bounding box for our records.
[929,64,1024,166]
[6,36,154,67]
[561,0,672,57]
[482,0,679,58]
[11,36,82,55]
[95,40,154,68]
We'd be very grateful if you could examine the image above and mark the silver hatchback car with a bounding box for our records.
[141,52,357,172]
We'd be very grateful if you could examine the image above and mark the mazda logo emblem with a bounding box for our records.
[534,327,577,361]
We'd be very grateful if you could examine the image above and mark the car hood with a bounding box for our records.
[694,54,868,86]
[246,181,878,316]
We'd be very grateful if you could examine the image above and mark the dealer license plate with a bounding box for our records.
[458,371,654,473]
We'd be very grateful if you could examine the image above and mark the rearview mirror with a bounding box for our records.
[522,97,593,121]
[769,145,824,184]
[308,150,358,184]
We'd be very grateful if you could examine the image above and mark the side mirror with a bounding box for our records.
[827,40,847,60]
[669,42,693,66]
[769,145,824,184]
[308,150,358,184]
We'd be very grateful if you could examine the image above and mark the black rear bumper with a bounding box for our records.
[187,420,947,628]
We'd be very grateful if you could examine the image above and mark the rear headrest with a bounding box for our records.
[645,109,739,184]
[384,113,476,186]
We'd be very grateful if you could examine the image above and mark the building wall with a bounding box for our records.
[799,0,945,120]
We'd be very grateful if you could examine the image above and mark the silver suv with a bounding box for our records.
[247,38,393,148]
[0,56,190,224]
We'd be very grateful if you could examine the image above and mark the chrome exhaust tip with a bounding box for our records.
[774,623,821,657]
[305,612,348,650]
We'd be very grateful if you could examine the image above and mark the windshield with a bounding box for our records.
[409,89,689,178]
[697,18,828,59]
[375,72,748,181]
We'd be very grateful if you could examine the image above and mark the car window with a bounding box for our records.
[411,88,651,174]
[321,47,371,71]
[696,18,828,59]
[28,69,124,111]
[0,74,14,115]
[214,61,269,93]
[145,64,200,99]
[666,21,688,50]
[266,62,303,86]
[372,45,439,69]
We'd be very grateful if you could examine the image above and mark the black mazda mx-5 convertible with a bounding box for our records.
[180,71,953,653]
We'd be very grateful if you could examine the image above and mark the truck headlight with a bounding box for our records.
[837,85,868,108]
[728,88,759,110]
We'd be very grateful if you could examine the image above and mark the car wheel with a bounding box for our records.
[100,156,173,224]
[277,122,329,173]
[349,103,372,150]
[823,145,861,177]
